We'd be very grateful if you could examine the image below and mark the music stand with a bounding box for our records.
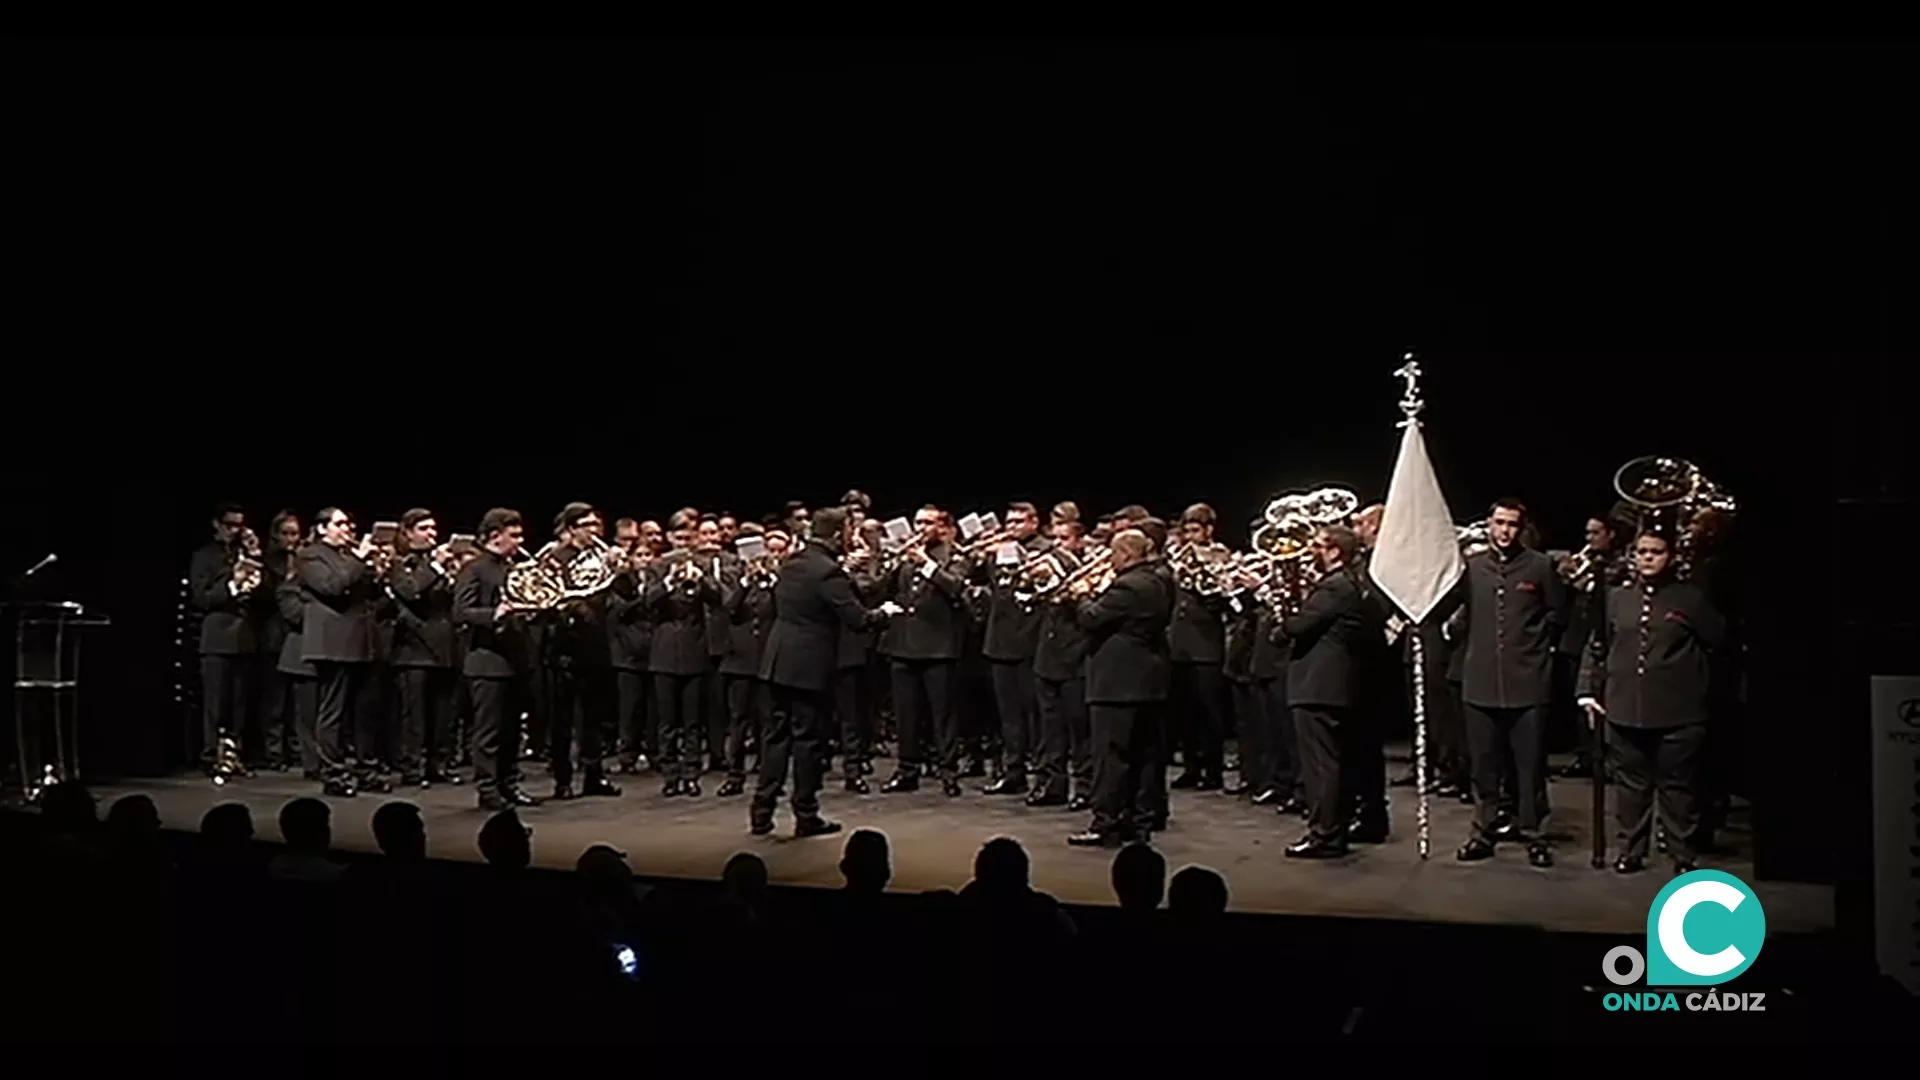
[7,601,111,801]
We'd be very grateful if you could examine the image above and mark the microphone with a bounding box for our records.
[24,553,56,577]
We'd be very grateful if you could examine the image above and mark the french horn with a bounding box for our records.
[504,543,566,610]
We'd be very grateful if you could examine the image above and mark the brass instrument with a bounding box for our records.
[210,730,247,786]
[1559,544,1601,592]
[229,528,265,594]
[1052,547,1116,602]
[745,554,782,590]
[1612,455,1735,575]
[1171,542,1234,597]
[960,526,1017,559]
[1457,519,1491,558]
[504,542,566,610]
[504,536,623,611]
[1240,485,1356,615]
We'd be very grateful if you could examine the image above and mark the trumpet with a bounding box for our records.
[1558,544,1603,592]
[960,526,1017,558]
[1052,547,1116,602]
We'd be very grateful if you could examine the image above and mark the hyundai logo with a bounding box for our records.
[1902,699,1920,728]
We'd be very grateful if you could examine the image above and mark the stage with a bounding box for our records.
[90,758,1834,937]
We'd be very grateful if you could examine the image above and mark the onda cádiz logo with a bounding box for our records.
[1601,869,1768,1013]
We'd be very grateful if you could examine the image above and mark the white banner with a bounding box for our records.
[1870,676,1920,995]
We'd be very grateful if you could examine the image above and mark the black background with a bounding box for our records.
[0,39,1906,903]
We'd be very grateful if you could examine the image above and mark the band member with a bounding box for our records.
[834,519,887,791]
[1555,515,1623,778]
[1067,529,1174,847]
[1031,518,1090,808]
[1578,529,1725,874]
[454,508,538,810]
[974,502,1052,795]
[751,507,896,837]
[647,509,723,797]
[361,527,401,777]
[1169,504,1230,790]
[256,511,303,771]
[298,508,390,797]
[698,516,738,773]
[1345,505,1390,838]
[1447,499,1566,868]
[718,524,780,796]
[1050,500,1080,527]
[274,526,320,779]
[609,517,655,772]
[781,501,810,540]
[188,504,258,771]
[1236,537,1301,811]
[879,506,970,796]
[545,503,621,800]
[1281,524,1383,859]
[389,508,462,788]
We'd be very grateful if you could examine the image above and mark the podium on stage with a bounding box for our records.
[7,601,110,801]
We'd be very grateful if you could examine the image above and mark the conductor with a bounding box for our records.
[752,506,900,838]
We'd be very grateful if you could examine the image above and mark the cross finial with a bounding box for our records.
[1393,352,1425,426]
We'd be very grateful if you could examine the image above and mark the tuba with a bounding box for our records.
[1612,455,1736,573]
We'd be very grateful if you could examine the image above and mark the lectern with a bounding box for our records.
[8,601,110,801]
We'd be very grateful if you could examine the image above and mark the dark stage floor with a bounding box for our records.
[92,752,1832,936]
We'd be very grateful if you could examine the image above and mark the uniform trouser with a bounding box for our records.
[199,653,251,763]
[288,675,319,774]
[1342,702,1387,829]
[1087,701,1166,836]
[704,657,727,764]
[1608,721,1707,862]
[396,666,456,780]
[1293,705,1350,841]
[1236,677,1298,797]
[1466,704,1549,838]
[833,665,872,767]
[256,659,297,767]
[752,683,830,822]
[1170,662,1226,779]
[652,672,706,782]
[312,661,364,783]
[1034,675,1088,799]
[890,659,959,776]
[355,663,393,767]
[550,666,612,789]
[725,675,770,783]
[467,675,525,799]
[615,668,652,765]
[990,658,1038,778]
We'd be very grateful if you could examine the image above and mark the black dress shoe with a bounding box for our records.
[962,759,987,778]
[942,776,963,797]
[1025,790,1067,807]
[1067,794,1090,812]
[1672,858,1698,875]
[427,769,463,786]
[1389,772,1419,788]
[1222,781,1250,796]
[844,777,870,794]
[663,778,684,797]
[716,779,744,797]
[682,778,702,797]
[880,773,919,793]
[1067,830,1127,848]
[1251,787,1280,805]
[1614,855,1647,874]
[1527,842,1554,868]
[477,793,509,811]
[552,784,578,801]
[322,780,357,798]
[507,789,543,807]
[1169,772,1202,790]
[1349,823,1390,845]
[795,818,842,839]
[1274,798,1307,816]
[1456,837,1496,861]
[581,777,621,797]
[983,775,1028,795]
[1284,836,1349,859]
[749,818,775,836]
[357,775,393,794]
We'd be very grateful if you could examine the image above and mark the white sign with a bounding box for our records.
[1870,676,1920,996]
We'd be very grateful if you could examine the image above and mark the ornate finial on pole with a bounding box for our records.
[1393,351,1425,427]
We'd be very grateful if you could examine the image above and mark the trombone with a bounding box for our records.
[1051,547,1116,602]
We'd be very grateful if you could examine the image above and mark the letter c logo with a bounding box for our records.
[1645,870,1767,986]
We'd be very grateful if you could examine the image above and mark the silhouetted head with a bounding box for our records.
[477,811,531,871]
[576,844,634,902]
[278,797,331,853]
[972,837,1030,893]
[1110,842,1166,913]
[106,794,160,838]
[722,852,769,905]
[40,782,97,833]
[371,802,427,860]
[1167,866,1229,917]
[840,829,891,893]
[200,802,254,846]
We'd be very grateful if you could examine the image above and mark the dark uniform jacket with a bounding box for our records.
[1077,561,1174,705]
[1169,543,1231,665]
[606,568,652,672]
[389,551,457,669]
[721,568,778,678]
[645,550,723,676]
[297,543,379,664]
[275,559,314,678]
[1249,601,1291,681]
[758,545,878,692]
[1033,547,1089,683]
[1281,567,1382,709]
[1576,578,1724,730]
[188,541,256,655]
[972,533,1052,662]
[1444,546,1566,710]
[881,542,969,662]
[453,550,531,678]
[836,560,885,671]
